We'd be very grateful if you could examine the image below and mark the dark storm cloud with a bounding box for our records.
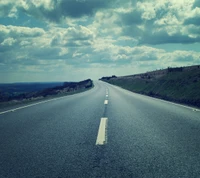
[193,0,200,8]
[184,16,200,26]
[59,0,111,18]
[20,0,116,23]
[121,24,143,39]
[0,0,117,22]
[119,10,143,26]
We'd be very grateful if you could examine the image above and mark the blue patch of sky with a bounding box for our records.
[149,43,200,52]
[0,11,47,29]
[78,17,93,26]
[115,39,137,47]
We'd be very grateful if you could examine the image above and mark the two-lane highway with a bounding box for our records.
[0,81,200,177]
[103,83,200,177]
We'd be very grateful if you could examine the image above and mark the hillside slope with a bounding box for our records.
[100,65,200,108]
[0,79,93,103]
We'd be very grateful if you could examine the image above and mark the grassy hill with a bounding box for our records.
[0,82,63,98]
[100,65,200,108]
[0,79,93,104]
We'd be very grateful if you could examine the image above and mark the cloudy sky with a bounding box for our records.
[0,0,200,83]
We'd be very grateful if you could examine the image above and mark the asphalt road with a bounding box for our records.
[0,81,200,178]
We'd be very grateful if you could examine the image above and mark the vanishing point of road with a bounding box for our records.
[0,81,200,178]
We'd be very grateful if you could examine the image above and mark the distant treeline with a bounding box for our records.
[167,67,183,72]
[99,75,117,81]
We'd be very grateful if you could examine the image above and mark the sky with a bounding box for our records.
[0,0,200,83]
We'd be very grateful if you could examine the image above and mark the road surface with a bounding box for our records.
[0,81,200,178]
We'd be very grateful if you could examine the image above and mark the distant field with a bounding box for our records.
[0,82,63,95]
[0,80,93,106]
[101,65,200,108]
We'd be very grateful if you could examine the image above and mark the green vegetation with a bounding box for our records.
[100,65,200,108]
[0,79,93,107]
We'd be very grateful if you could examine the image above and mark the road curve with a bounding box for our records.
[0,81,200,178]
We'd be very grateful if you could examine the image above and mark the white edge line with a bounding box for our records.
[150,97,200,112]
[0,86,98,115]
[106,83,200,112]
[96,117,108,145]
[0,92,82,115]
[0,97,63,115]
